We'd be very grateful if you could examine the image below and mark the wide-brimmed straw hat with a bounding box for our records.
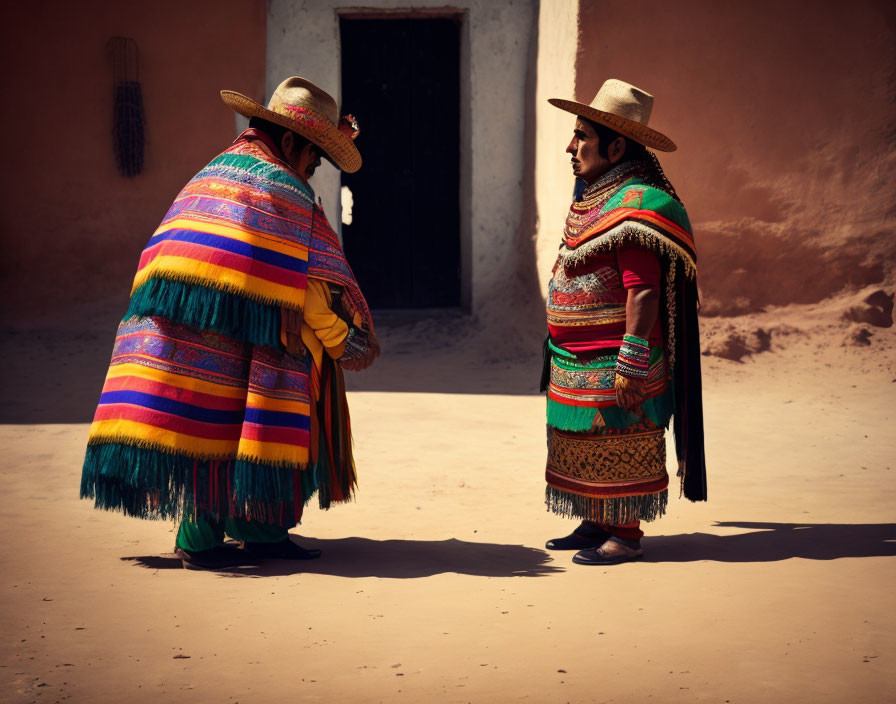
[221,76,362,172]
[548,79,676,152]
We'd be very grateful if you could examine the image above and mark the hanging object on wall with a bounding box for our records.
[108,36,145,177]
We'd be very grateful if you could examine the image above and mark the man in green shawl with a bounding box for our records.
[542,79,707,565]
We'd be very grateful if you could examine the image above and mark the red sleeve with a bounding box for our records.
[618,245,661,289]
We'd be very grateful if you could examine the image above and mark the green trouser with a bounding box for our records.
[176,516,287,553]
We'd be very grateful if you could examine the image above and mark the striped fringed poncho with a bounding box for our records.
[80,134,375,526]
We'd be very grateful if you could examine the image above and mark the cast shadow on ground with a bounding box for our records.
[644,521,896,562]
[123,537,563,578]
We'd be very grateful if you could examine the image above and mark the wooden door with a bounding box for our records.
[340,18,461,309]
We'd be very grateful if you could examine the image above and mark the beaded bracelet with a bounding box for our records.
[616,333,650,379]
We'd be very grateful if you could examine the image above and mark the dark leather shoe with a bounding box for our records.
[243,537,322,560]
[572,537,644,565]
[546,524,611,550]
[176,544,247,570]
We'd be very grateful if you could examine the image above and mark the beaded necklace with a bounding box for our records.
[565,157,677,246]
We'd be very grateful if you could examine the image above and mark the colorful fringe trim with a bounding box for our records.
[545,485,668,524]
[314,355,357,508]
[81,442,318,526]
[127,277,281,349]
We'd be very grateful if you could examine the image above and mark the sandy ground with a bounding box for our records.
[1,301,895,703]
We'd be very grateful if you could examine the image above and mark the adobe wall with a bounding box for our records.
[570,0,895,314]
[1,1,266,320]
[8,1,889,328]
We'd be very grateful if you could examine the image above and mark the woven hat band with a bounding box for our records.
[220,76,362,172]
[268,78,338,127]
[275,104,333,133]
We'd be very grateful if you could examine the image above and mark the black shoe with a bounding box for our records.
[545,522,611,551]
[243,537,322,560]
[176,544,247,571]
[572,537,644,565]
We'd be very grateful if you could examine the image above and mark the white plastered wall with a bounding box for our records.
[534,0,578,297]
[267,0,537,313]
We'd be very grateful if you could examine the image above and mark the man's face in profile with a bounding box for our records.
[282,132,322,182]
[566,117,610,184]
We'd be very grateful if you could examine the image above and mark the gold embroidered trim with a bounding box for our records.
[546,427,667,484]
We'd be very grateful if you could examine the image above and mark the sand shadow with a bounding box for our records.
[645,521,896,562]
[123,537,563,578]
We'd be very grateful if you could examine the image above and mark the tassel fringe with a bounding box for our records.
[80,442,325,526]
[545,485,668,524]
[546,400,601,431]
[315,356,357,510]
[127,277,283,348]
[558,222,696,280]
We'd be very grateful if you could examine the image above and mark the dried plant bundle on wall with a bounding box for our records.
[108,36,145,177]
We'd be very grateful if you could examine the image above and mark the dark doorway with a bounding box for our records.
[339,16,461,309]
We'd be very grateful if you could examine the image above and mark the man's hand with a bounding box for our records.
[615,327,652,412]
[340,327,380,371]
[615,373,647,412]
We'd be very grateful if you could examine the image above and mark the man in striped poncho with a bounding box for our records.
[81,77,378,570]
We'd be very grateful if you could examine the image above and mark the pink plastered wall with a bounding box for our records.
[0,0,266,319]
[574,0,895,314]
